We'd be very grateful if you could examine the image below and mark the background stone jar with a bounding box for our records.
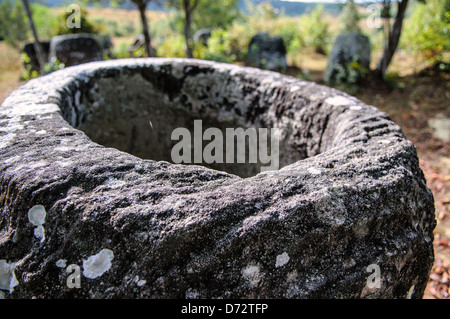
[0,59,435,298]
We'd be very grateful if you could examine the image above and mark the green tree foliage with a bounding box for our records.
[375,0,416,79]
[403,0,450,64]
[194,29,238,63]
[193,0,241,30]
[301,4,331,55]
[0,0,28,49]
[247,1,278,20]
[339,0,361,34]
[276,20,303,59]
[444,0,450,21]
[168,0,239,58]
[88,0,154,57]
[30,4,58,39]
[243,2,278,35]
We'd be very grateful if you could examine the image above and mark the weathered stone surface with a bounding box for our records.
[0,59,435,298]
[194,28,212,47]
[247,32,287,71]
[49,33,103,67]
[94,34,114,58]
[324,32,371,84]
[21,41,51,72]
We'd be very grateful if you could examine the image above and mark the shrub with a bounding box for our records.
[339,0,361,33]
[300,4,331,55]
[194,29,237,63]
[20,53,39,81]
[99,19,136,37]
[221,4,305,63]
[268,18,303,62]
[193,0,241,30]
[20,52,64,80]
[156,33,186,58]
[111,41,132,59]
[0,0,28,49]
[53,7,101,35]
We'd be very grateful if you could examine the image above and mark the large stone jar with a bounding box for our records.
[0,59,435,298]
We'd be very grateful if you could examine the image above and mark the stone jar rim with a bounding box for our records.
[0,58,435,299]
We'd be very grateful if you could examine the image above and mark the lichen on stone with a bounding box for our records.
[275,252,290,268]
[27,205,46,226]
[0,260,19,293]
[82,249,114,279]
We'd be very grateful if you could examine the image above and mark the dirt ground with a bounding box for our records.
[0,42,449,298]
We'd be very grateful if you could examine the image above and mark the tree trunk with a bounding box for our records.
[376,0,409,79]
[183,0,193,58]
[136,0,153,57]
[21,0,45,73]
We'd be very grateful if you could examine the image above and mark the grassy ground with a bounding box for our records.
[0,43,23,105]
[0,8,449,299]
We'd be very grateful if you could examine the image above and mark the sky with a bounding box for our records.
[280,0,368,3]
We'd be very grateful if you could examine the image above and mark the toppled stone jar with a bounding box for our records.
[0,59,435,298]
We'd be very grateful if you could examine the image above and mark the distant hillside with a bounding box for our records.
[42,0,344,16]
[41,0,167,11]
[239,0,343,16]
